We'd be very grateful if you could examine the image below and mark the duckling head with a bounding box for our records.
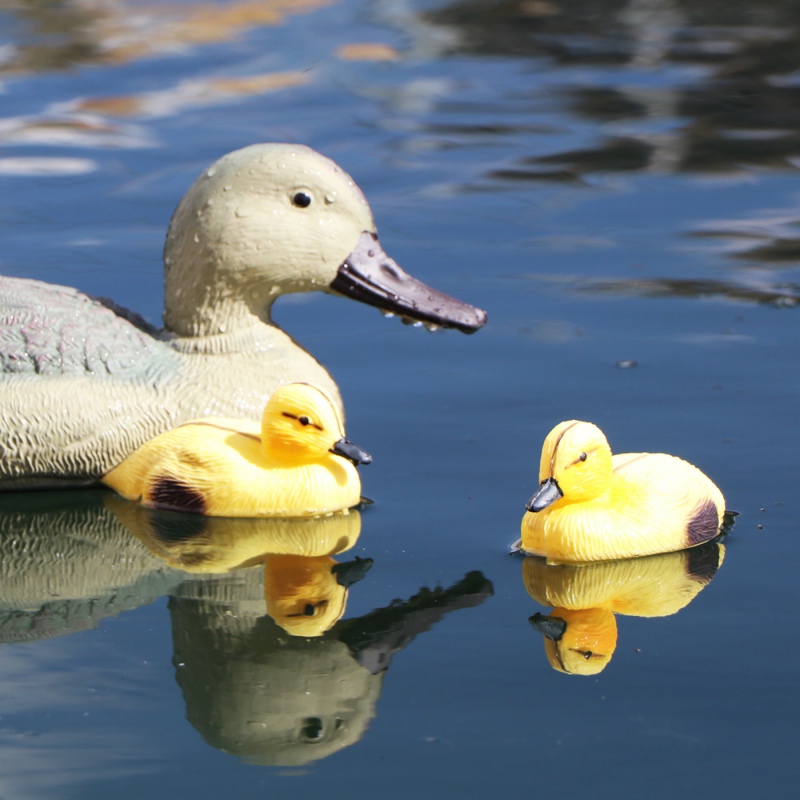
[527,421,613,512]
[261,383,372,466]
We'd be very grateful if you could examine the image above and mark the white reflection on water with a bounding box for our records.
[0,157,96,176]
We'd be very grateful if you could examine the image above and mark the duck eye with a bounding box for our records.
[583,651,593,660]
[292,191,312,208]
[298,416,311,426]
[579,452,587,462]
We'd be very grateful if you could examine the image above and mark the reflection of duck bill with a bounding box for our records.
[526,478,563,513]
[330,232,487,333]
[330,437,372,466]
[528,612,566,640]
[332,556,374,588]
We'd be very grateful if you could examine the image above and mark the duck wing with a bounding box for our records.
[0,275,172,377]
[0,276,188,487]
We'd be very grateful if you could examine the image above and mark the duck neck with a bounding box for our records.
[163,268,281,339]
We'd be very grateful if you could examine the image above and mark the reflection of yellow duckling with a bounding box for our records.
[264,554,373,637]
[107,495,363,571]
[521,420,726,563]
[525,542,725,675]
[106,493,369,636]
[103,383,371,517]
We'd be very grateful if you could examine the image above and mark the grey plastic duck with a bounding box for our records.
[0,143,486,488]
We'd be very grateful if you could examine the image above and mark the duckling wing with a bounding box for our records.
[612,452,725,548]
[0,276,169,378]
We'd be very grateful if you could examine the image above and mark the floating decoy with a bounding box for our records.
[0,143,486,488]
[520,420,726,563]
[102,383,370,517]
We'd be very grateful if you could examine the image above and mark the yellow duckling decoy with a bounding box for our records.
[102,383,370,517]
[520,420,726,563]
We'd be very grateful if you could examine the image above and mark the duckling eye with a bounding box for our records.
[583,651,593,660]
[292,191,312,208]
[282,411,323,431]
[579,452,587,462]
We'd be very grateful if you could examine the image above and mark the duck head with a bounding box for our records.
[261,382,371,466]
[526,420,613,512]
[163,143,487,337]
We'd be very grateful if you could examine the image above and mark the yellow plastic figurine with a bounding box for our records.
[103,383,370,517]
[520,420,726,563]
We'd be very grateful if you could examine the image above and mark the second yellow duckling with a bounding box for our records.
[520,420,726,563]
[102,383,371,517]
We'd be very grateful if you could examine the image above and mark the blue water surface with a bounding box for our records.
[1,1,799,797]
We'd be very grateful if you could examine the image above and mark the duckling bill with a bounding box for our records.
[520,420,727,563]
[102,383,369,517]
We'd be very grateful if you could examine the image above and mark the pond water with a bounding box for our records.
[1,0,799,797]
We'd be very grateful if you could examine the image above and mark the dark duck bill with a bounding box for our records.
[526,478,564,513]
[331,437,372,466]
[329,232,487,334]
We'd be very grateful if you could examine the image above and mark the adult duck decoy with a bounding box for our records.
[102,382,370,517]
[520,420,727,563]
[0,143,486,489]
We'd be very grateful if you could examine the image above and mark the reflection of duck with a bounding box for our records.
[110,496,369,636]
[0,143,486,489]
[524,542,725,675]
[170,570,492,765]
[102,383,371,516]
[521,420,726,563]
[264,554,374,637]
[108,495,364,570]
[0,491,182,644]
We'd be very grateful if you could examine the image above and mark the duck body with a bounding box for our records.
[102,383,369,518]
[520,421,725,563]
[0,143,486,489]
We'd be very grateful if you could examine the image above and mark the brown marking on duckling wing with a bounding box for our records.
[149,477,207,514]
[686,499,720,546]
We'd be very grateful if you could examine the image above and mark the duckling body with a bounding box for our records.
[102,383,370,517]
[521,421,725,563]
[0,143,485,489]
